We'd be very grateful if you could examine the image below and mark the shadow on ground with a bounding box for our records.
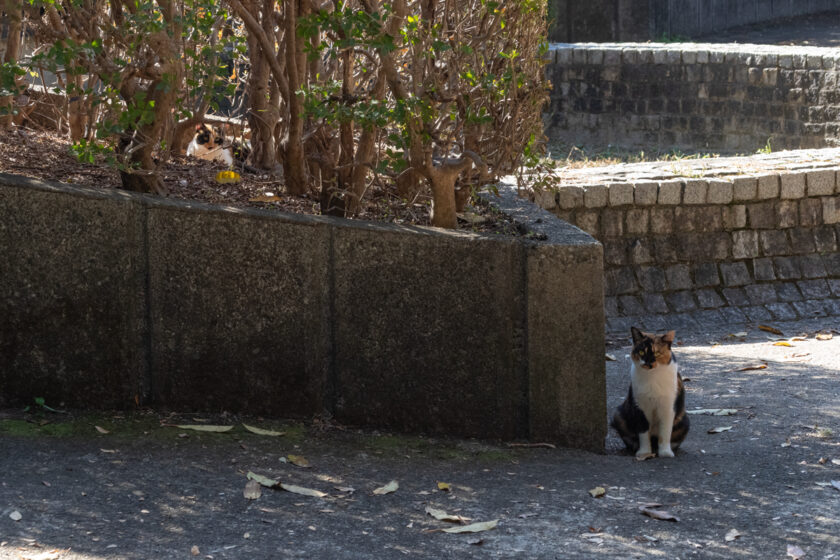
[1,318,839,559]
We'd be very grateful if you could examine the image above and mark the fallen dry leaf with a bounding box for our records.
[287,455,311,468]
[242,423,285,437]
[506,442,556,449]
[787,544,805,559]
[19,552,62,560]
[781,439,792,448]
[736,364,767,372]
[437,482,451,492]
[730,331,748,337]
[832,459,840,466]
[635,452,656,461]
[816,333,833,341]
[249,193,281,202]
[425,506,471,523]
[246,471,279,488]
[244,479,262,500]
[708,426,733,434]
[191,545,200,556]
[581,533,605,545]
[95,425,109,434]
[175,424,234,433]
[639,505,679,522]
[9,510,22,521]
[280,483,327,498]
[441,520,498,534]
[759,325,784,335]
[773,341,793,347]
[373,480,399,495]
[725,528,741,542]
[334,486,355,493]
[605,353,617,361]
[687,409,737,416]
[588,486,606,498]
[831,480,840,492]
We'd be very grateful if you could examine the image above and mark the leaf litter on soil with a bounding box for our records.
[638,504,679,522]
[242,423,285,436]
[246,471,326,498]
[425,506,471,523]
[175,424,234,433]
[373,480,399,495]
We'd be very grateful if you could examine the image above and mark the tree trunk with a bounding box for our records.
[426,158,472,229]
[428,170,458,229]
[0,0,23,127]
[243,0,280,169]
[68,74,85,141]
[115,22,182,196]
[281,0,308,195]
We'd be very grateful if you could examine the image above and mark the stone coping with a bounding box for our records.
[548,42,840,68]
[539,148,840,215]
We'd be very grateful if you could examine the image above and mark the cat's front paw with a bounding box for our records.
[658,447,675,458]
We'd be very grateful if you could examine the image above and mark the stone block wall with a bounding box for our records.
[535,151,840,332]
[549,0,840,43]
[546,43,840,154]
[0,172,606,450]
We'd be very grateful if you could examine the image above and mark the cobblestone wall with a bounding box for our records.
[546,43,840,154]
[533,149,840,332]
[549,1,840,43]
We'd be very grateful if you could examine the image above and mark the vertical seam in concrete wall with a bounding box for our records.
[521,244,531,440]
[140,200,154,405]
[324,224,337,414]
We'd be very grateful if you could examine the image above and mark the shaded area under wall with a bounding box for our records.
[0,172,606,450]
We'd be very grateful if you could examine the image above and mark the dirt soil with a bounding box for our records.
[2,316,839,559]
[697,11,840,47]
[0,126,520,235]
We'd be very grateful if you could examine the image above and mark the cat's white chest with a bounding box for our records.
[631,361,678,424]
[187,139,233,165]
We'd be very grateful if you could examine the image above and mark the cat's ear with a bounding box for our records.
[630,326,645,345]
[662,330,676,344]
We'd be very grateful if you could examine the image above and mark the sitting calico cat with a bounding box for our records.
[186,124,234,166]
[611,327,690,458]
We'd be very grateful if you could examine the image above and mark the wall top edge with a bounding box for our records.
[0,170,588,247]
[548,42,840,56]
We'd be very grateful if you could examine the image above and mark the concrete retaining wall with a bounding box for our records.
[533,149,840,333]
[546,42,840,154]
[0,172,606,450]
[549,0,840,42]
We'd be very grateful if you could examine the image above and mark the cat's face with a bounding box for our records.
[194,124,224,148]
[630,327,675,369]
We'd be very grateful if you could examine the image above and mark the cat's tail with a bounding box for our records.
[610,411,640,453]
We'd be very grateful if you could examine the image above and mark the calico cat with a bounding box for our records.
[611,327,689,458]
[186,124,234,166]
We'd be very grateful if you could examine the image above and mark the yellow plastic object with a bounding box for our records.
[215,170,241,184]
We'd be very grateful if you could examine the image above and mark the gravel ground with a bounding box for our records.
[1,316,839,560]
